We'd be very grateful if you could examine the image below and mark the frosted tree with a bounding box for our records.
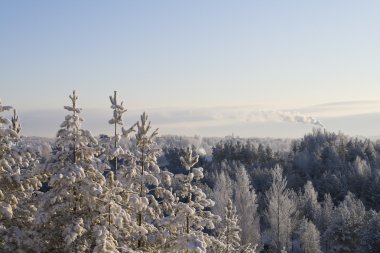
[0,102,43,251]
[10,109,21,134]
[0,100,19,222]
[1,143,43,252]
[299,218,322,253]
[105,91,136,176]
[35,91,108,252]
[94,90,139,252]
[233,165,260,248]
[364,139,376,164]
[93,171,137,253]
[358,210,380,253]
[299,181,320,222]
[122,112,171,251]
[219,199,256,253]
[163,147,220,252]
[324,192,366,253]
[220,199,241,252]
[212,171,233,233]
[265,165,297,252]
[107,90,128,176]
[316,193,334,252]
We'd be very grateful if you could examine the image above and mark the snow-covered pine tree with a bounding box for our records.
[233,165,260,248]
[101,108,177,251]
[219,199,256,253]
[265,165,297,252]
[212,171,233,234]
[299,181,320,223]
[10,109,21,134]
[162,147,220,253]
[299,218,322,253]
[108,90,127,176]
[122,112,169,251]
[0,102,43,251]
[220,199,240,252]
[106,91,136,176]
[324,192,366,253]
[93,90,139,252]
[0,100,19,222]
[93,171,137,252]
[316,193,334,252]
[358,210,380,253]
[35,91,107,252]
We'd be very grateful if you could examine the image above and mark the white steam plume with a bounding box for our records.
[242,110,325,128]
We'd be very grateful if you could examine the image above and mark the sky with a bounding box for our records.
[1,1,380,138]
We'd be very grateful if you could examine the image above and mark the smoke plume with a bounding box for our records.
[243,110,324,128]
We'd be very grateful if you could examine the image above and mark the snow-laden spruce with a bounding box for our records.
[102,91,136,176]
[299,181,320,223]
[120,112,171,251]
[218,199,256,253]
[299,218,322,253]
[94,171,137,253]
[324,192,366,253]
[0,102,43,251]
[95,91,138,252]
[0,101,21,221]
[34,91,110,252]
[265,165,297,253]
[160,147,221,252]
[233,165,260,248]
[211,164,259,251]
[211,170,233,233]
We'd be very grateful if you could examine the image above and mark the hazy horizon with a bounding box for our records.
[5,99,380,139]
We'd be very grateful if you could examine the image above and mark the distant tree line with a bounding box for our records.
[161,129,380,252]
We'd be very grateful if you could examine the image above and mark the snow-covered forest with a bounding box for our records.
[2,91,380,253]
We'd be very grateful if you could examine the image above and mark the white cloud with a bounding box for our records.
[298,100,380,118]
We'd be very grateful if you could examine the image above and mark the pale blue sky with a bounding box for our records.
[1,1,380,137]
